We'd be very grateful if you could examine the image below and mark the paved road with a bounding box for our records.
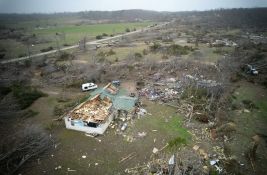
[0,22,169,64]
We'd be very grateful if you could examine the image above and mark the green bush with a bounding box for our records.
[107,49,116,56]
[181,87,208,101]
[127,65,134,71]
[63,43,71,46]
[96,35,103,40]
[0,86,11,97]
[45,121,57,131]
[97,57,106,63]
[102,33,108,37]
[40,46,53,52]
[12,85,47,109]
[149,42,161,52]
[168,137,187,150]
[18,53,27,57]
[142,49,148,55]
[162,55,169,59]
[57,52,74,61]
[167,44,190,55]
[54,105,64,116]
[97,51,105,57]
[23,109,39,118]
[213,48,229,55]
[54,95,88,116]
[125,28,130,32]
[134,52,143,59]
[0,53,5,59]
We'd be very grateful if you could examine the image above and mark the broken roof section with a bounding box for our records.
[90,83,137,111]
[69,94,112,124]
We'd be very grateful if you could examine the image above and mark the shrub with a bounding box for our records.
[127,65,134,71]
[54,105,64,116]
[0,86,11,97]
[23,109,39,118]
[242,99,258,110]
[167,44,190,55]
[125,28,130,32]
[54,96,88,116]
[24,59,32,67]
[149,42,161,52]
[97,51,105,57]
[102,33,108,37]
[0,48,6,52]
[134,52,142,59]
[142,49,148,55]
[213,48,228,55]
[168,137,187,150]
[12,84,47,109]
[181,87,208,100]
[97,57,106,63]
[96,35,103,40]
[63,43,71,46]
[107,49,116,56]
[18,53,27,57]
[0,53,5,59]
[66,79,83,88]
[45,121,57,131]
[57,52,74,61]
[40,46,53,52]
[162,55,169,59]
[0,126,53,175]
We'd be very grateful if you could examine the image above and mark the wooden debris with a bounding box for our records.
[193,145,200,151]
[119,152,136,163]
[159,143,169,152]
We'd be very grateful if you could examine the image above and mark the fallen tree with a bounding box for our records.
[0,125,54,175]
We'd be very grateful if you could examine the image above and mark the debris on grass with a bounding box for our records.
[152,147,159,154]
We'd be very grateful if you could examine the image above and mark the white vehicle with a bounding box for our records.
[81,83,97,91]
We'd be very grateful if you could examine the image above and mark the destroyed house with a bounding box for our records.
[65,83,137,134]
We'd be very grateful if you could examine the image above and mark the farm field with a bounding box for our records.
[0,21,153,59]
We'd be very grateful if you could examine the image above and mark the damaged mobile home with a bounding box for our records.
[64,83,138,134]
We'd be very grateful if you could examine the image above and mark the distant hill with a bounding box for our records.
[0,8,266,28]
[175,8,267,29]
[77,9,170,21]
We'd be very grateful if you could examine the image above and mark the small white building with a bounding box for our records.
[65,83,138,135]
[65,94,114,134]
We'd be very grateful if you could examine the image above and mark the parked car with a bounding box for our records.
[112,80,120,86]
[81,83,97,91]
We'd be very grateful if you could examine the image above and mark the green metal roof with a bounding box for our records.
[90,87,137,111]
[113,96,137,111]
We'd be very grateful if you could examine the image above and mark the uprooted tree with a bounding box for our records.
[0,125,54,175]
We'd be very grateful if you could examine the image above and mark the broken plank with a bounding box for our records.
[119,152,136,163]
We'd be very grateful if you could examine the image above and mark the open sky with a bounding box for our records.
[0,0,266,13]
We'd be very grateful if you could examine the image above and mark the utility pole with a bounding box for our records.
[26,43,30,58]
[23,35,34,58]
[78,37,87,52]
[55,33,61,53]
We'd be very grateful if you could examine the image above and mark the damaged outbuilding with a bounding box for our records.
[64,83,138,134]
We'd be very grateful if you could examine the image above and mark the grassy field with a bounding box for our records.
[35,22,152,39]
[226,82,267,174]
[24,95,190,175]
[0,21,153,59]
